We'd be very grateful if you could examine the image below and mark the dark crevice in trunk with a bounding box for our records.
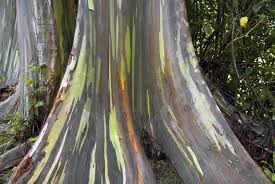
[141,129,182,184]
[141,129,165,160]
[0,85,16,102]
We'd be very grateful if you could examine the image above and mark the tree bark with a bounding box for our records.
[0,0,19,119]
[0,142,32,172]
[4,0,270,184]
[0,0,72,122]
[134,1,269,183]
[10,0,155,183]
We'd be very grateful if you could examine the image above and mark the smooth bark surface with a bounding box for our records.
[0,0,18,87]
[0,0,19,119]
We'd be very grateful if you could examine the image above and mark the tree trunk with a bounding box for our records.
[4,0,270,184]
[0,0,19,119]
[10,0,155,183]
[134,1,269,183]
[0,0,74,122]
[0,142,32,172]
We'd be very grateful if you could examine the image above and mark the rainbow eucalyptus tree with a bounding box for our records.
[0,0,75,125]
[0,0,60,122]
[5,0,271,183]
[0,0,76,176]
[134,1,270,183]
[0,0,19,118]
[10,0,155,183]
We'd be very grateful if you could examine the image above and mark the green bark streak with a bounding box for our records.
[88,0,94,10]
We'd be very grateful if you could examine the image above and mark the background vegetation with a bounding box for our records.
[186,0,275,175]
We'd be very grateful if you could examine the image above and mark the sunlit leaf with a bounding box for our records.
[240,16,248,27]
[24,76,35,86]
[264,168,272,180]
[272,173,275,182]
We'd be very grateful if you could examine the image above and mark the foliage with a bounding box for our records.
[0,75,4,82]
[240,16,248,27]
[0,64,48,146]
[261,141,275,182]
[186,0,274,119]
[186,0,275,178]
[0,168,13,184]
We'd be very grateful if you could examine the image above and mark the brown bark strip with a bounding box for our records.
[10,156,32,184]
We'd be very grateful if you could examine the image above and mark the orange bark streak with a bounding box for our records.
[137,165,142,184]
[120,74,140,153]
[51,87,65,113]
[119,74,139,153]
[119,73,144,183]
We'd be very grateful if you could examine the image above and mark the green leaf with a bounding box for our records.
[264,168,272,180]
[0,75,4,82]
[34,101,44,108]
[272,173,275,182]
[28,137,37,143]
[24,76,35,85]
[252,0,268,13]
[261,160,274,171]
[240,17,248,27]
[203,24,213,35]
[258,14,267,19]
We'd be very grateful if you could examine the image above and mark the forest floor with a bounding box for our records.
[150,158,182,184]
